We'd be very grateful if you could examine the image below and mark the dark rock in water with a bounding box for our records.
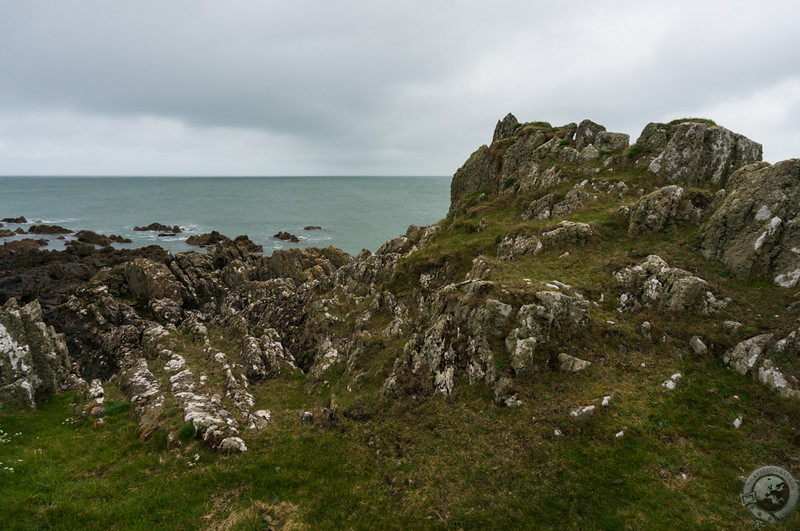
[304,226,322,231]
[186,230,231,248]
[2,216,27,223]
[109,234,133,243]
[15,228,25,234]
[76,230,111,247]
[274,231,300,243]
[157,233,177,238]
[0,229,14,238]
[233,235,263,253]
[28,224,74,235]
[134,222,182,234]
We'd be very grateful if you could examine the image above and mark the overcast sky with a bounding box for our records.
[1,1,798,176]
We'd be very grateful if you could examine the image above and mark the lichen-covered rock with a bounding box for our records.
[701,159,800,287]
[723,334,773,375]
[646,121,762,186]
[614,255,729,315]
[575,119,606,151]
[0,298,72,408]
[506,291,590,375]
[724,331,800,401]
[498,222,592,261]
[628,185,684,236]
[595,132,629,153]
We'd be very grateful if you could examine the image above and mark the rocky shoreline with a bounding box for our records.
[2,115,799,455]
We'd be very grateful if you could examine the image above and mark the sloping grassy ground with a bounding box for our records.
[2,164,799,529]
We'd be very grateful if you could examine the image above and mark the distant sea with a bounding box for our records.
[0,176,451,255]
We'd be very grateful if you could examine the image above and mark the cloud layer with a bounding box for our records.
[1,1,798,175]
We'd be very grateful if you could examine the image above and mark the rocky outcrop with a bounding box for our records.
[724,331,800,401]
[134,223,182,233]
[0,298,73,407]
[614,255,729,315]
[28,225,73,235]
[186,231,231,248]
[497,221,593,261]
[449,114,632,214]
[75,230,112,247]
[701,159,800,287]
[642,121,762,186]
[628,185,685,235]
[274,231,300,243]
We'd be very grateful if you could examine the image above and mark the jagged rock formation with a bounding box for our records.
[701,159,800,287]
[1,110,798,466]
[0,298,73,407]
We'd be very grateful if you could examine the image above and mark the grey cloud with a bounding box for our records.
[0,1,799,175]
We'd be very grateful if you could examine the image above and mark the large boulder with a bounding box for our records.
[628,185,685,236]
[701,159,800,287]
[614,255,729,315]
[0,298,72,408]
[644,121,762,186]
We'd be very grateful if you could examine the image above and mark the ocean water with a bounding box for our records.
[0,176,451,256]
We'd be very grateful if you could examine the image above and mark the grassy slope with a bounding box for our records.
[1,165,799,529]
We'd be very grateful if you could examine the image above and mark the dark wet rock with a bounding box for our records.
[76,230,111,247]
[2,217,27,223]
[274,231,300,243]
[134,223,182,233]
[109,234,132,243]
[0,229,15,238]
[232,235,263,253]
[28,225,73,235]
[304,226,322,231]
[124,258,183,302]
[186,231,231,248]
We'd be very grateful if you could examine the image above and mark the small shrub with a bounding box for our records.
[177,422,196,442]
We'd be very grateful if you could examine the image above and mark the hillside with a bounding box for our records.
[1,114,799,529]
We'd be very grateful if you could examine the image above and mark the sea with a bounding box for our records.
[0,176,451,256]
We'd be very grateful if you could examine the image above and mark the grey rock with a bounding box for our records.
[558,352,591,372]
[689,336,707,356]
[614,255,729,315]
[569,405,595,424]
[575,119,606,151]
[493,113,519,142]
[647,121,762,186]
[628,185,684,236]
[0,298,71,408]
[723,334,773,375]
[701,159,800,287]
[595,132,630,153]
